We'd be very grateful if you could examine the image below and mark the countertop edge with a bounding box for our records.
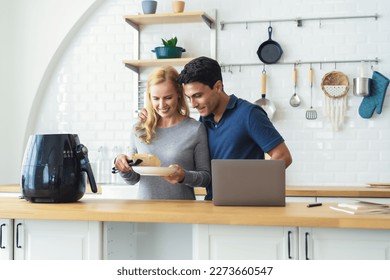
[3,184,390,197]
[1,197,390,230]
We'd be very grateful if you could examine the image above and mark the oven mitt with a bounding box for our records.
[358,71,389,118]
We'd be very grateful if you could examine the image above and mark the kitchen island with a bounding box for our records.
[1,196,390,229]
[1,195,390,260]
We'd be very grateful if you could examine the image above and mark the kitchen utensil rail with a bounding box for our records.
[220,58,379,72]
[220,14,378,30]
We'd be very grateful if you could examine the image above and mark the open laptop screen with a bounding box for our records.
[211,159,285,206]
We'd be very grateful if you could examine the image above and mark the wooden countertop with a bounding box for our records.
[1,196,390,230]
[195,185,390,198]
[2,184,390,197]
[285,185,390,198]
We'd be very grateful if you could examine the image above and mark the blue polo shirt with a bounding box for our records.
[200,94,284,200]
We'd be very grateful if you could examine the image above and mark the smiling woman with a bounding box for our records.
[114,65,211,200]
[138,65,190,143]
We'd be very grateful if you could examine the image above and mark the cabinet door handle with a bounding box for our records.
[0,223,5,249]
[287,230,292,259]
[16,223,22,249]
[305,232,310,260]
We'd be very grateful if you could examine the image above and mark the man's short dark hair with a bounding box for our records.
[177,56,223,89]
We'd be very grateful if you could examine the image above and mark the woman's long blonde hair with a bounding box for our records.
[135,65,190,144]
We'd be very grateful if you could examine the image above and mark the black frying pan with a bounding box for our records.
[257,26,283,64]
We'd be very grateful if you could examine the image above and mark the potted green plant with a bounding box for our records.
[152,36,186,59]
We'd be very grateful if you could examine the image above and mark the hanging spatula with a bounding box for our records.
[306,65,317,120]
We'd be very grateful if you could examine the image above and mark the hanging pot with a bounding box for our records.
[257,26,283,64]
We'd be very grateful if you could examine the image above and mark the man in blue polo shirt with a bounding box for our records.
[177,56,292,200]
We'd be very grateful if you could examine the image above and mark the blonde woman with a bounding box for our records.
[114,66,210,199]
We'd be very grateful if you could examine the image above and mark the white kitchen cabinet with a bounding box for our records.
[0,219,13,260]
[104,222,137,260]
[105,222,298,260]
[13,219,102,260]
[193,224,390,260]
[300,227,390,260]
[193,224,298,260]
[104,222,193,260]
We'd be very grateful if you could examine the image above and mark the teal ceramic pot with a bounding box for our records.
[152,46,186,59]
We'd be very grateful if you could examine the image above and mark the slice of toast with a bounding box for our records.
[131,153,161,167]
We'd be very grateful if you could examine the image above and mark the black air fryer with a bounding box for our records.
[21,134,97,203]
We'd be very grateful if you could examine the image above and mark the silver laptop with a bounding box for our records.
[212,159,285,206]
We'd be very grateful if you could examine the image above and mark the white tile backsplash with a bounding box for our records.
[32,0,390,186]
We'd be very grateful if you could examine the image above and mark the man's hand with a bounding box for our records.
[267,142,292,168]
[138,108,148,122]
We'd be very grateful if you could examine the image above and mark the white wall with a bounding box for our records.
[1,0,390,187]
[0,0,98,183]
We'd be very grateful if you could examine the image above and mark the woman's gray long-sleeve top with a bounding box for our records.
[120,117,211,200]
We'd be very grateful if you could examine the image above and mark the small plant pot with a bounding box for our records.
[152,46,186,59]
[142,0,157,14]
[172,1,185,13]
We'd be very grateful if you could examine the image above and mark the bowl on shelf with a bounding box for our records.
[142,0,157,14]
[152,46,186,59]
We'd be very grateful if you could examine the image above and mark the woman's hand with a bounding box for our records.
[162,164,185,184]
[114,154,133,173]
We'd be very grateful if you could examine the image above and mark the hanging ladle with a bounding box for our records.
[289,64,301,107]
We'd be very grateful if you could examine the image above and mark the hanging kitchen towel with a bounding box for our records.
[358,71,389,118]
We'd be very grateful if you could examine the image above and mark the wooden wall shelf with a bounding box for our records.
[123,11,216,73]
[124,12,214,30]
[122,10,216,114]
[123,58,194,72]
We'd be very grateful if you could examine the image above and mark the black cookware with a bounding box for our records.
[257,26,283,64]
[21,134,97,203]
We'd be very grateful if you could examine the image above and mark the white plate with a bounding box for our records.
[132,166,176,176]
